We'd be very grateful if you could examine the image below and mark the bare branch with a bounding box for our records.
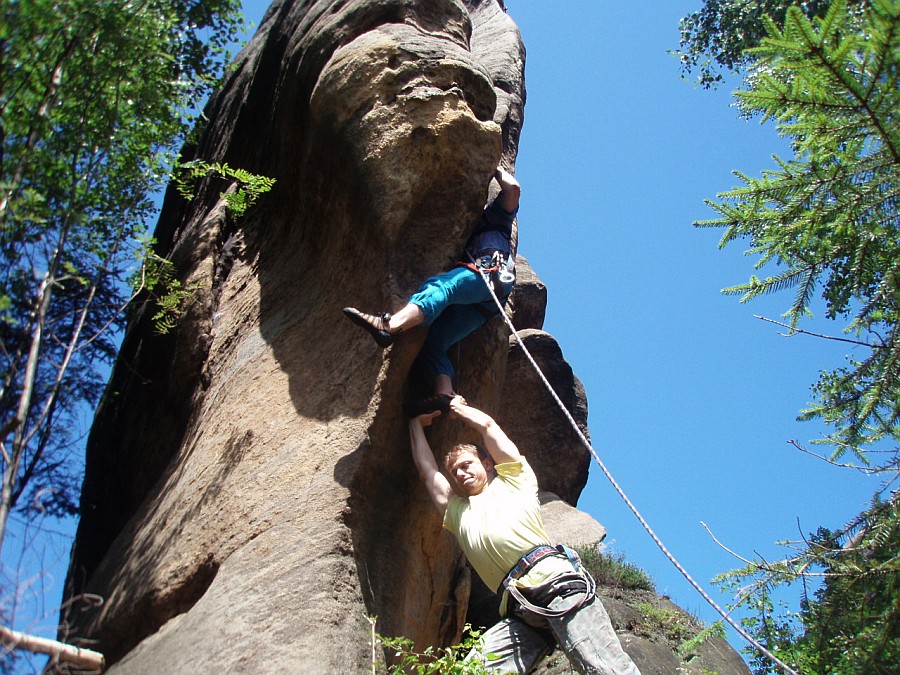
[788,439,887,475]
[754,314,883,348]
[0,418,21,465]
[701,521,759,567]
[701,521,838,579]
[0,625,104,671]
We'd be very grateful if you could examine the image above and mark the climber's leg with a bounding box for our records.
[386,302,425,332]
[465,617,552,674]
[411,302,491,389]
[545,594,641,675]
[408,266,487,325]
[343,266,481,348]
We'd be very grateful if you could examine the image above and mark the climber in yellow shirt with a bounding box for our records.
[409,396,641,674]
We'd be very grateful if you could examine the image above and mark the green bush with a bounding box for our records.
[574,544,655,592]
[371,619,491,675]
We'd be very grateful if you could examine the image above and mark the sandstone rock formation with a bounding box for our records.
[60,1,749,673]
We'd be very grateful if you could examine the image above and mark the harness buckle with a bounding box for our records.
[497,545,560,594]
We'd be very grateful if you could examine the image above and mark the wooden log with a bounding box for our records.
[0,625,104,671]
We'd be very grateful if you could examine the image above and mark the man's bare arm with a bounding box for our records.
[494,166,521,214]
[409,416,453,515]
[449,396,522,465]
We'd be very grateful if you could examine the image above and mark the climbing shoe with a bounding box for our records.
[342,307,394,348]
[404,393,454,418]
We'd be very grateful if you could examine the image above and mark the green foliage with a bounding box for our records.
[722,580,812,674]
[637,602,694,642]
[175,159,276,219]
[0,0,244,541]
[678,621,728,659]
[696,0,900,454]
[673,0,870,87]
[573,544,655,591]
[137,159,275,333]
[692,2,900,672]
[372,620,491,674]
[136,249,201,335]
[800,496,900,673]
[715,494,900,673]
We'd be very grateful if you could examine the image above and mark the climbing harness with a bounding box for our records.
[463,250,515,302]
[498,543,584,594]
[499,545,560,591]
[474,261,800,675]
[498,544,597,619]
[506,571,595,619]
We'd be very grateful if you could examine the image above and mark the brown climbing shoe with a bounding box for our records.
[403,393,454,418]
[342,307,394,348]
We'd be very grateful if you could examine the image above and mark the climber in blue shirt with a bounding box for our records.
[343,165,520,417]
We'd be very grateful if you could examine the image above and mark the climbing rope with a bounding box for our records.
[475,262,799,675]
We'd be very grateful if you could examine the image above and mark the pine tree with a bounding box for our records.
[698,0,900,455]
[697,1,900,671]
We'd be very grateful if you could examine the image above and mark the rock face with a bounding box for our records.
[60,1,749,673]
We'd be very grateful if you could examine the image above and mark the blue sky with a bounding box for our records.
[2,1,882,669]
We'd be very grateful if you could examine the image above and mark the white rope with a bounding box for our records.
[476,263,799,675]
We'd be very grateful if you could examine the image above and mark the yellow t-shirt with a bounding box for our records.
[443,457,571,612]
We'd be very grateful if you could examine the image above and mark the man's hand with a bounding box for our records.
[447,394,468,419]
[415,410,442,428]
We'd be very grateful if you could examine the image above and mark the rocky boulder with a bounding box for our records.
[59,1,749,673]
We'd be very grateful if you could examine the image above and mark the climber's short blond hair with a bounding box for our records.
[443,443,486,473]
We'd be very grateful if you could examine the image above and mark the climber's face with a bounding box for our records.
[448,449,492,497]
